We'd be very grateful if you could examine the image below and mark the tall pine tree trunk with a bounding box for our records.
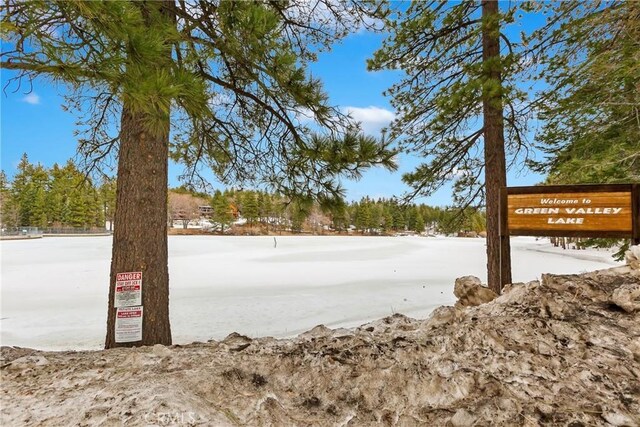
[482,0,512,293]
[105,1,173,348]
[105,106,171,348]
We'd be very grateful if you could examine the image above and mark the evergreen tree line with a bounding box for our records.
[0,153,485,235]
[0,156,485,235]
[172,186,486,235]
[0,154,116,230]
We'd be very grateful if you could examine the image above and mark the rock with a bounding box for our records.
[222,332,252,345]
[6,355,49,370]
[501,282,524,294]
[602,411,638,427]
[152,344,172,358]
[427,306,460,328]
[222,332,253,351]
[454,275,498,307]
[331,328,354,339]
[299,324,332,340]
[629,338,640,362]
[611,283,640,313]
[535,403,554,417]
[450,408,475,426]
[454,275,480,290]
[625,245,640,270]
[537,342,556,356]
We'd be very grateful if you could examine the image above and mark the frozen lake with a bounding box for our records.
[1,235,620,350]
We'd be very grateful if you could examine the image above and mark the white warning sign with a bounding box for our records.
[115,271,142,308]
[115,306,143,343]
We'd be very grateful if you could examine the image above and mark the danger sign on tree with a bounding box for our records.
[115,306,143,343]
[115,271,142,308]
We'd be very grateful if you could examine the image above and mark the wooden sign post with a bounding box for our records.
[500,184,640,288]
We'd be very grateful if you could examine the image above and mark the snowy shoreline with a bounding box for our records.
[3,264,638,426]
[0,235,621,351]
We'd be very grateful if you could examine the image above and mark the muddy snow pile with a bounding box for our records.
[2,248,639,426]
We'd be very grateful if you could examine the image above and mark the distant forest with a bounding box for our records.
[169,186,486,235]
[0,154,485,235]
[0,154,114,230]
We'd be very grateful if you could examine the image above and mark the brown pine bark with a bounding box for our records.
[104,1,174,348]
[104,106,171,348]
[482,0,512,293]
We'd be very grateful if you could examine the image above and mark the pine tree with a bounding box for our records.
[405,206,417,231]
[355,202,371,234]
[0,171,7,223]
[15,163,50,228]
[68,188,88,227]
[289,204,308,234]
[256,192,266,225]
[368,204,382,234]
[99,177,117,231]
[0,171,19,228]
[3,0,393,348]
[468,210,487,234]
[532,2,640,184]
[330,203,349,233]
[369,0,528,291]
[382,209,394,233]
[47,164,67,226]
[270,193,287,233]
[415,213,425,234]
[212,192,234,234]
[526,2,639,258]
[261,192,273,231]
[11,154,32,226]
[31,186,48,229]
[87,185,104,227]
[393,211,406,231]
[242,192,259,226]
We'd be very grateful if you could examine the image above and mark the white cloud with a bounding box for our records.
[343,105,395,136]
[22,93,40,105]
[446,167,467,179]
[295,107,315,123]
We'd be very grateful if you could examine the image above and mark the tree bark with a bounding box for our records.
[104,106,171,348]
[105,0,174,348]
[482,0,512,293]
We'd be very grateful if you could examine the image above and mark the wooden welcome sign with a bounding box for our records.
[499,183,640,286]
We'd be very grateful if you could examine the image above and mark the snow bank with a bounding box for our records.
[1,255,638,426]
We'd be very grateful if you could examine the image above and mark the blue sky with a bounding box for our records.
[0,13,545,206]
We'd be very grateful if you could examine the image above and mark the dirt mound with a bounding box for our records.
[2,260,639,426]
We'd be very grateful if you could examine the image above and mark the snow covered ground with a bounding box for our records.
[0,235,621,351]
